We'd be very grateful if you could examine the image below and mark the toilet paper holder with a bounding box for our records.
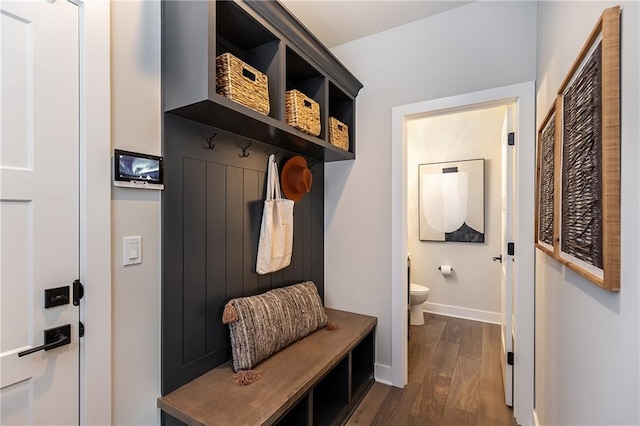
[437,266,454,271]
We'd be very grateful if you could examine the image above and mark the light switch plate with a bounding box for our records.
[123,236,142,266]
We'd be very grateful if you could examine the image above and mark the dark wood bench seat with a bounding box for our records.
[157,308,377,425]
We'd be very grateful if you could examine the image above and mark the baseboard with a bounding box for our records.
[423,302,501,324]
[532,409,540,426]
[374,363,393,386]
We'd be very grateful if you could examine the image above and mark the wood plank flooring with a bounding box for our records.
[347,313,518,426]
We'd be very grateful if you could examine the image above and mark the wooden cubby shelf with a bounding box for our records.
[286,47,327,139]
[329,82,356,154]
[216,0,281,121]
[163,0,363,162]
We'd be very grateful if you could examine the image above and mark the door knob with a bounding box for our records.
[18,324,71,357]
[493,254,503,263]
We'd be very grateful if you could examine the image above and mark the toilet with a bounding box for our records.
[410,283,430,325]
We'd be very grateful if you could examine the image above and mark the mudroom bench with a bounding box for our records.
[157,309,376,425]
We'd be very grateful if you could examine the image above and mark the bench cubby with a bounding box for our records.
[276,394,309,426]
[312,355,350,425]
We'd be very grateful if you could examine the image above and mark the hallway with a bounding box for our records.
[347,313,517,425]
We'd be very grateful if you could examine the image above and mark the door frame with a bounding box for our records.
[500,106,515,407]
[74,1,112,424]
[390,82,535,425]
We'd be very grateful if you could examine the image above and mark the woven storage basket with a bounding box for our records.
[285,89,320,136]
[329,117,349,151]
[216,52,270,116]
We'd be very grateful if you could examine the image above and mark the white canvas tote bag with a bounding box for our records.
[256,154,294,274]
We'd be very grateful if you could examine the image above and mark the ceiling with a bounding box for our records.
[279,0,474,48]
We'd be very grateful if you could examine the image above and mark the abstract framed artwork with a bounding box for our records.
[556,6,620,291]
[535,99,558,258]
[419,158,485,243]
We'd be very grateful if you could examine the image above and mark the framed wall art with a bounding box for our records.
[535,99,558,258]
[419,158,485,243]
[556,6,620,291]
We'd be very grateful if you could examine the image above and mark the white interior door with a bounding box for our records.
[500,107,515,407]
[1,1,80,424]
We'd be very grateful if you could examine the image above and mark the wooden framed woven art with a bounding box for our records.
[535,100,557,258]
[555,6,620,291]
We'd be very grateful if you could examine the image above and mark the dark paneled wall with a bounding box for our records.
[161,114,325,396]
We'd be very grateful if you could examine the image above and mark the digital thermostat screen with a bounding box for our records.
[114,149,164,189]
[118,154,160,182]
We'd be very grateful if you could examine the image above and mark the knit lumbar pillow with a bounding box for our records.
[222,281,327,373]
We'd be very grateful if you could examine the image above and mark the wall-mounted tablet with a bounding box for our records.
[113,149,164,190]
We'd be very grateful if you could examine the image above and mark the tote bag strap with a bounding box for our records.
[265,154,282,201]
[265,154,274,201]
[272,158,283,201]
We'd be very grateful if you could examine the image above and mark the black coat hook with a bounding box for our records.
[205,131,218,150]
[239,143,252,158]
[267,150,279,161]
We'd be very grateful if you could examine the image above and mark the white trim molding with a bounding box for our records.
[374,363,393,386]
[391,81,535,426]
[78,1,112,425]
[422,303,501,325]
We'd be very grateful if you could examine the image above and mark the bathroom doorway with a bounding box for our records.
[405,103,514,402]
[391,82,535,425]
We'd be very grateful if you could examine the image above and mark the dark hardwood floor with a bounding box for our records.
[347,313,518,426]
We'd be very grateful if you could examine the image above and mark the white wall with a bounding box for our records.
[407,106,505,320]
[535,2,640,425]
[326,1,537,380]
[110,2,161,425]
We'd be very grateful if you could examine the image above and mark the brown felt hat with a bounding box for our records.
[281,156,313,202]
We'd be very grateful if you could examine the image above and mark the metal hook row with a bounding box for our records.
[202,135,319,170]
